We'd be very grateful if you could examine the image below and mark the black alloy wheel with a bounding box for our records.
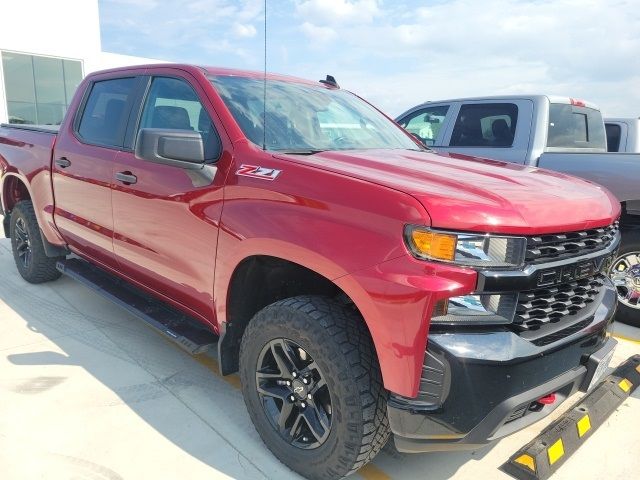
[239,296,390,480]
[255,338,332,449]
[13,217,32,269]
[9,200,63,283]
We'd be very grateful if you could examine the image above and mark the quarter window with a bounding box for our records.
[398,106,449,146]
[77,77,137,148]
[450,103,518,147]
[139,77,220,160]
[605,123,622,152]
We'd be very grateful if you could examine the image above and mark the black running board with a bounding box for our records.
[57,258,218,355]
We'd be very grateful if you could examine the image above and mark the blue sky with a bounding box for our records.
[99,0,640,116]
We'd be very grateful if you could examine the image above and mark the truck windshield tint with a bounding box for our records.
[547,103,606,149]
[209,76,419,152]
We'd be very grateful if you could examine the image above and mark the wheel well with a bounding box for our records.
[2,176,31,212]
[218,255,359,375]
[2,176,31,237]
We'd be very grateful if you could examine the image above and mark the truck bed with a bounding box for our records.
[0,123,59,240]
[0,123,60,135]
[538,152,640,210]
[0,124,58,180]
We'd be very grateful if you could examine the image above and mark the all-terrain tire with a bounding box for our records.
[612,229,640,327]
[10,200,62,283]
[239,295,390,480]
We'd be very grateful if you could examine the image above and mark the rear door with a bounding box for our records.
[110,71,230,319]
[438,100,534,164]
[52,74,142,268]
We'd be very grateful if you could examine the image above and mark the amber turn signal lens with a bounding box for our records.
[410,230,457,261]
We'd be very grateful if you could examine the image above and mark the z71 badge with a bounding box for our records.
[236,164,282,181]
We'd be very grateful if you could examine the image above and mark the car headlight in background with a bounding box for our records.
[404,226,527,269]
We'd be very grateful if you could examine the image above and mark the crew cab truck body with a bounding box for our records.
[398,96,640,327]
[605,118,640,152]
[0,66,622,479]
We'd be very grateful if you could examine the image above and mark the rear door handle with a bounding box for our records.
[115,171,137,185]
[55,157,71,168]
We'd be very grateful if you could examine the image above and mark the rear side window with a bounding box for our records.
[139,76,221,161]
[398,105,449,146]
[547,104,606,149]
[77,77,137,147]
[605,123,621,152]
[450,103,518,147]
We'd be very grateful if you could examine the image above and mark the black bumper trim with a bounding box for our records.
[389,335,619,453]
[390,365,586,453]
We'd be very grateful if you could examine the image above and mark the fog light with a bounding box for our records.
[431,294,517,325]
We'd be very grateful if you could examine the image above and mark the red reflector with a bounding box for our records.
[537,393,556,405]
[570,98,586,107]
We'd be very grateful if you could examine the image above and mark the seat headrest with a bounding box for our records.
[151,106,192,130]
[104,99,126,123]
[492,118,513,145]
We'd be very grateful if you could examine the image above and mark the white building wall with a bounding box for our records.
[0,0,165,124]
[0,0,101,60]
[95,52,167,72]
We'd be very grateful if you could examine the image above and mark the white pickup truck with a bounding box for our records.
[605,118,640,153]
[397,96,640,326]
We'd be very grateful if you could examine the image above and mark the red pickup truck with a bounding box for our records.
[0,64,622,479]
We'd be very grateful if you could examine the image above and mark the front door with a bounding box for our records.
[111,73,229,319]
[52,75,140,269]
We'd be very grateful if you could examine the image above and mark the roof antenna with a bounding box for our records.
[262,0,267,150]
[320,75,339,88]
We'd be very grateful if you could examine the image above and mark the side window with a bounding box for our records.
[605,123,621,152]
[450,103,518,147]
[398,106,450,145]
[77,77,137,147]
[139,76,220,160]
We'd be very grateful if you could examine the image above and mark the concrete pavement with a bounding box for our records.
[0,236,638,480]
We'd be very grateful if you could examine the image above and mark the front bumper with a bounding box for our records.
[388,279,618,453]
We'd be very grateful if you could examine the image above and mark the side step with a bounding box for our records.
[56,258,218,355]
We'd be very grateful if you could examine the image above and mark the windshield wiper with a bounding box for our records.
[275,149,327,155]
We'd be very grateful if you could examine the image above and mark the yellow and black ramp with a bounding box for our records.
[501,354,640,480]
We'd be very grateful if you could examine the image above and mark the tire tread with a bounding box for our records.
[240,295,390,479]
[10,200,62,283]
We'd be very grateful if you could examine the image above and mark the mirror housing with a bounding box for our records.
[135,128,205,169]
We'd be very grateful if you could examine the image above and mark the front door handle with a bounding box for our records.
[115,171,137,185]
[55,157,71,168]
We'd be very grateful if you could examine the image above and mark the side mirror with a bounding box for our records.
[135,128,205,169]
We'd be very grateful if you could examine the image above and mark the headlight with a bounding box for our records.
[431,294,518,325]
[404,226,527,268]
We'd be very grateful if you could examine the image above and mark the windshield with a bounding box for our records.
[210,76,419,152]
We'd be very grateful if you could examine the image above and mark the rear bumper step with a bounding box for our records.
[56,258,217,355]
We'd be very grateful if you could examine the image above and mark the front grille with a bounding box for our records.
[529,318,592,346]
[514,274,606,330]
[525,222,619,264]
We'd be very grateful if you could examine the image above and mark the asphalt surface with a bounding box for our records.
[0,236,638,480]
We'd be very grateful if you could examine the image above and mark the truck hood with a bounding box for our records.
[275,149,620,235]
